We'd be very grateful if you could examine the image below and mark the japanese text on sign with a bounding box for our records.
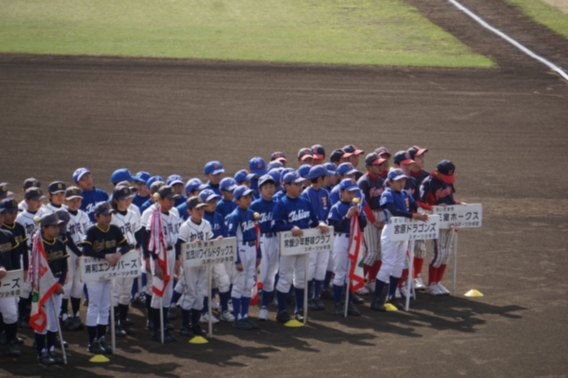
[0,269,23,298]
[280,227,335,256]
[432,204,483,229]
[80,250,141,283]
[182,237,237,268]
[388,215,440,241]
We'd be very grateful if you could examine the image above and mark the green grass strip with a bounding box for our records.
[504,0,568,39]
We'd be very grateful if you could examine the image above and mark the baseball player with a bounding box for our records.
[250,174,278,321]
[140,176,165,213]
[329,149,351,168]
[167,175,187,208]
[0,183,13,200]
[297,164,312,189]
[36,181,67,218]
[248,157,267,199]
[327,179,368,316]
[342,145,365,181]
[203,161,225,196]
[272,172,329,323]
[176,178,206,222]
[272,168,294,203]
[227,185,261,329]
[297,148,314,165]
[420,160,462,296]
[17,178,41,212]
[374,147,392,179]
[270,151,288,167]
[370,168,428,312]
[82,201,130,354]
[357,153,388,294]
[301,165,333,311]
[132,171,151,209]
[311,145,326,166]
[0,200,23,357]
[73,168,109,222]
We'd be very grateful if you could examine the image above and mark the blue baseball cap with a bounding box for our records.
[111,168,135,185]
[338,178,358,192]
[234,169,255,184]
[219,177,238,192]
[146,176,164,189]
[267,169,281,185]
[185,178,206,194]
[280,168,294,180]
[73,168,90,183]
[267,160,284,171]
[297,164,312,179]
[204,161,225,175]
[233,185,255,200]
[167,174,184,186]
[199,189,220,203]
[336,163,359,176]
[323,163,337,175]
[0,198,18,213]
[387,168,408,181]
[308,165,333,180]
[134,171,151,184]
[249,157,267,176]
[283,172,304,185]
[258,174,275,188]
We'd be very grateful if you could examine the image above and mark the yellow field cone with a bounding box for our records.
[284,319,304,327]
[385,303,398,311]
[189,336,209,344]
[464,289,484,297]
[90,354,110,363]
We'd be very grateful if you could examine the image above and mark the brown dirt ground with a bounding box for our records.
[0,0,567,376]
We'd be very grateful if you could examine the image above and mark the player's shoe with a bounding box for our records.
[114,323,127,337]
[414,276,426,291]
[233,318,253,330]
[68,316,84,331]
[352,293,365,304]
[211,298,220,311]
[347,302,361,316]
[321,288,334,300]
[151,331,177,342]
[243,317,259,329]
[332,302,345,316]
[366,281,376,293]
[356,286,370,295]
[370,298,386,312]
[98,337,113,354]
[88,339,107,354]
[179,325,194,337]
[131,293,146,308]
[6,342,21,357]
[220,310,235,322]
[394,287,402,299]
[315,297,326,311]
[120,322,136,335]
[48,351,64,364]
[191,324,207,337]
[425,283,444,296]
[258,307,269,321]
[124,317,134,326]
[167,306,177,320]
[276,310,291,323]
[307,298,319,311]
[294,311,305,322]
[200,312,220,324]
[399,283,410,298]
[436,282,451,295]
[38,350,57,365]
[55,335,68,348]
[385,298,405,310]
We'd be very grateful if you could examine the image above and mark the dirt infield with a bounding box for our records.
[1,1,568,376]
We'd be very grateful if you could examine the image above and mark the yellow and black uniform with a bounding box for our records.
[2,222,28,271]
[0,228,20,355]
[0,228,19,271]
[82,224,129,258]
[42,237,69,286]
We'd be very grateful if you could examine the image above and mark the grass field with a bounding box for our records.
[505,0,568,39]
[0,0,493,67]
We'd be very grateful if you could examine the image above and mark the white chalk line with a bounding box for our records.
[448,0,568,82]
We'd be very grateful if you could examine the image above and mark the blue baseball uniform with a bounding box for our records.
[80,187,109,222]
[216,198,237,224]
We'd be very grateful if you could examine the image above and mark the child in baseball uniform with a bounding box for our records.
[235,169,256,188]
[270,151,288,167]
[227,186,261,330]
[17,178,41,212]
[328,179,368,316]
[374,147,392,180]
[82,202,130,354]
[248,157,267,199]
[311,145,326,166]
[37,181,67,218]
[204,161,225,196]
[176,178,206,222]
[216,178,238,223]
[132,171,151,209]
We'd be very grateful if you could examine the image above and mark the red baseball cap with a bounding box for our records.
[408,145,429,159]
[436,160,455,184]
[297,148,314,161]
[342,144,364,156]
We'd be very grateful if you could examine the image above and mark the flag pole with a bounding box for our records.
[52,295,67,365]
[303,254,308,325]
[208,265,213,337]
[160,296,164,344]
[344,259,350,318]
[405,242,415,312]
[110,281,116,353]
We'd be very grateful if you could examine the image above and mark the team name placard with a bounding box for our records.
[388,215,440,241]
[80,250,141,282]
[279,227,335,256]
[182,237,237,268]
[0,270,24,298]
[432,204,482,229]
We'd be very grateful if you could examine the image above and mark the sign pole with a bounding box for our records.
[452,229,459,296]
[208,265,213,337]
[344,259,351,318]
[52,295,67,364]
[110,281,116,353]
[405,241,415,312]
[303,254,308,325]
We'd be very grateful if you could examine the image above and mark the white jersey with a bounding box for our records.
[111,208,141,246]
[129,203,141,220]
[178,217,213,244]
[141,203,180,228]
[144,205,180,248]
[16,210,38,248]
[65,208,91,245]
[18,200,28,212]
[36,203,65,218]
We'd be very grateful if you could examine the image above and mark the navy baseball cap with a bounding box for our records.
[283,172,304,185]
[116,180,138,193]
[270,151,287,163]
[73,168,90,183]
[393,150,415,165]
[0,198,18,213]
[336,163,359,176]
[233,185,255,200]
[150,181,165,194]
[94,201,114,215]
[146,176,164,189]
[167,174,184,186]
[308,165,333,180]
[343,144,364,156]
[199,189,220,203]
[330,149,350,164]
[157,185,180,199]
[113,186,134,201]
[267,169,281,185]
[65,186,83,200]
[297,164,312,179]
[23,178,41,190]
[40,212,65,227]
[323,163,337,175]
[338,178,358,192]
[55,209,71,224]
[219,177,237,192]
[25,187,45,201]
[436,160,456,184]
[204,161,225,175]
[365,153,387,166]
[234,170,255,184]
[408,145,429,159]
[249,157,267,176]
[186,196,207,210]
[258,174,275,188]
[0,183,12,199]
[48,181,66,194]
[111,168,135,185]
[387,168,408,181]
[185,178,206,194]
[374,147,391,158]
[297,148,313,162]
[133,171,151,184]
[311,144,326,160]
[267,160,284,171]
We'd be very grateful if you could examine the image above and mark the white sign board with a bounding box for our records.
[81,250,141,283]
[182,237,237,268]
[0,269,24,298]
[432,204,483,229]
[388,215,440,241]
[280,227,335,256]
